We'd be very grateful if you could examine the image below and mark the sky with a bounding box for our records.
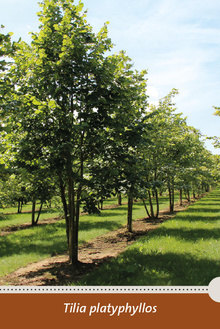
[1,0,220,154]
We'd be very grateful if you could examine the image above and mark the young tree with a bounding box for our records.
[5,0,149,262]
[6,0,116,264]
[141,89,183,215]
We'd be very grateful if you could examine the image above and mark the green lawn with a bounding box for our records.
[0,207,63,229]
[76,188,220,286]
[0,197,119,229]
[0,195,172,278]
[0,194,172,229]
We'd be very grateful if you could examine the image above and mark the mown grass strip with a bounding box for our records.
[0,207,62,229]
[0,196,172,278]
[0,197,120,229]
[76,188,220,286]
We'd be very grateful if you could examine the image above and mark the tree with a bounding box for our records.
[5,0,116,264]
[208,106,220,149]
[213,106,220,117]
[0,26,14,185]
[90,52,149,232]
[141,89,184,215]
[5,0,150,263]
[141,89,214,217]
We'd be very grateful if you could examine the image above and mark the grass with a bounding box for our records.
[0,195,172,278]
[0,197,121,229]
[0,193,173,229]
[75,188,220,286]
[0,206,63,229]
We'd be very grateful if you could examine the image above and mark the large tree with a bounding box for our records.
[5,0,149,263]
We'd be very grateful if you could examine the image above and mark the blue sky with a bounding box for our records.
[1,0,220,154]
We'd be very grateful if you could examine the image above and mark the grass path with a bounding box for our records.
[76,188,220,286]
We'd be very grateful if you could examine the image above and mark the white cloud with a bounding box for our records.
[0,0,219,153]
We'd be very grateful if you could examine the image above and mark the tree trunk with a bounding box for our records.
[187,190,190,202]
[67,131,84,265]
[17,200,21,214]
[17,198,23,213]
[31,200,36,226]
[148,190,155,219]
[171,186,175,210]
[127,195,133,233]
[100,197,103,210]
[59,177,69,245]
[67,175,77,265]
[193,190,196,199]
[142,198,151,218]
[155,189,159,218]
[118,193,122,206]
[35,202,43,225]
[179,188,183,206]
[168,184,174,212]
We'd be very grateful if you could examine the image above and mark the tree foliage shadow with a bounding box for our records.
[0,233,67,260]
[149,226,220,242]
[79,248,220,286]
[0,218,123,262]
[186,208,220,213]
[79,220,122,232]
[173,212,220,222]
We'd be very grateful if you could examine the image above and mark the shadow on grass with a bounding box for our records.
[79,248,220,286]
[0,217,124,261]
[186,208,220,213]
[79,219,122,232]
[148,226,220,242]
[172,210,220,222]
[0,214,6,222]
[77,190,220,286]
[0,232,67,260]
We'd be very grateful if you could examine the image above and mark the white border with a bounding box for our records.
[0,286,209,294]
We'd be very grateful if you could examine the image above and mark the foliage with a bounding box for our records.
[0,0,219,266]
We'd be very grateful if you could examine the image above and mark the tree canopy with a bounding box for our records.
[0,0,219,265]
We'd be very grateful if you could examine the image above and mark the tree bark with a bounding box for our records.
[168,184,174,212]
[179,188,183,206]
[172,186,175,210]
[155,189,159,218]
[59,177,69,245]
[127,195,133,233]
[100,197,103,210]
[142,198,151,218]
[17,200,21,214]
[67,175,77,265]
[118,193,122,206]
[35,202,43,225]
[67,130,84,265]
[187,190,190,202]
[31,200,36,226]
[148,190,155,219]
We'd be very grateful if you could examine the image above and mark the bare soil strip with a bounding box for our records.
[0,201,191,286]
